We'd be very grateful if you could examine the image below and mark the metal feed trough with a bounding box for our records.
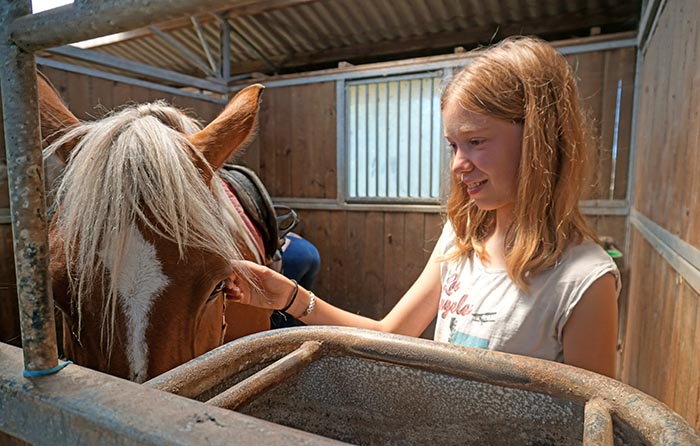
[144,326,700,446]
[1,1,700,445]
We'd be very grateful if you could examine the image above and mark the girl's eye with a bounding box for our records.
[470,138,485,146]
[446,141,457,152]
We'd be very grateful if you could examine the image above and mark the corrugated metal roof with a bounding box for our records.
[39,0,641,90]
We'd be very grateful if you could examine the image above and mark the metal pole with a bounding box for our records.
[45,45,228,94]
[220,16,231,83]
[0,0,59,372]
[191,16,219,75]
[8,0,251,52]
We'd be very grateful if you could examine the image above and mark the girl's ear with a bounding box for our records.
[37,71,81,163]
[187,84,264,182]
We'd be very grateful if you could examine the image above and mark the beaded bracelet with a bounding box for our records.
[301,291,316,318]
[279,279,299,313]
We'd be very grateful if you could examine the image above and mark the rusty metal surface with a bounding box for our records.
[148,327,700,446]
[206,340,323,411]
[0,0,59,373]
[584,399,614,446]
[0,342,348,446]
[9,0,254,52]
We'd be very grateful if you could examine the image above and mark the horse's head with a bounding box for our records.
[38,73,265,382]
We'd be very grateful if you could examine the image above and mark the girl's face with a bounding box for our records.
[443,98,523,216]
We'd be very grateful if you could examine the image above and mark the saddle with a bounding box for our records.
[218,164,298,269]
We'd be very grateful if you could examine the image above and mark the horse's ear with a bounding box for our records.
[187,84,264,179]
[37,71,80,163]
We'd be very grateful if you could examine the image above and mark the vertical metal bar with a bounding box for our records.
[1,0,59,372]
[385,82,390,197]
[214,14,278,73]
[428,77,435,197]
[418,78,423,197]
[439,67,453,201]
[219,17,231,85]
[396,81,401,197]
[609,79,622,200]
[336,79,347,205]
[407,79,412,197]
[375,83,379,197]
[354,85,359,197]
[364,84,371,197]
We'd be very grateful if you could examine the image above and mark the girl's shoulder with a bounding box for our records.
[560,239,616,268]
[546,239,621,293]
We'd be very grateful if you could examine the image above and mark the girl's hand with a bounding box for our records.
[224,260,297,311]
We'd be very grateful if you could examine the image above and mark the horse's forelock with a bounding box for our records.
[48,101,249,364]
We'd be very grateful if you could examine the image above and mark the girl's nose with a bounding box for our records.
[451,150,474,174]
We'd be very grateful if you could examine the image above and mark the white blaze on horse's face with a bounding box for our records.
[102,225,169,383]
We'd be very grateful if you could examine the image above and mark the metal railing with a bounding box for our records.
[146,327,700,446]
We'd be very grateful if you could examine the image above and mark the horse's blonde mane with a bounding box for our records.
[45,101,252,356]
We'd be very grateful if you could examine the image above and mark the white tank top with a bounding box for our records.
[433,222,620,362]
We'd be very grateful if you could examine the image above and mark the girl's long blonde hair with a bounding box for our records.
[442,36,598,291]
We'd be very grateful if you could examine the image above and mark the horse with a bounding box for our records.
[37,73,273,383]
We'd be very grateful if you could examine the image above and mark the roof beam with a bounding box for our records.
[36,57,228,104]
[59,0,322,50]
[10,0,263,51]
[149,25,218,78]
[45,45,227,93]
[212,13,278,75]
[191,16,219,74]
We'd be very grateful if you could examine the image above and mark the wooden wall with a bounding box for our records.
[620,0,700,429]
[0,68,224,347]
[566,48,636,202]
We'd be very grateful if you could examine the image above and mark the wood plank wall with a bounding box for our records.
[0,68,223,347]
[567,48,636,202]
[621,0,700,429]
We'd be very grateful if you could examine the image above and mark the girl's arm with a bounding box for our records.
[228,242,444,337]
[562,273,618,377]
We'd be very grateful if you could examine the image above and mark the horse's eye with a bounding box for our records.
[207,281,225,301]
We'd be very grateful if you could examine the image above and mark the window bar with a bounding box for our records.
[428,77,435,198]
[609,79,622,200]
[365,83,369,197]
[375,83,380,198]
[418,78,423,197]
[354,84,359,197]
[406,80,413,197]
[385,82,390,198]
[396,80,401,197]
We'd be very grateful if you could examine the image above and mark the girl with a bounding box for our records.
[226,36,620,377]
